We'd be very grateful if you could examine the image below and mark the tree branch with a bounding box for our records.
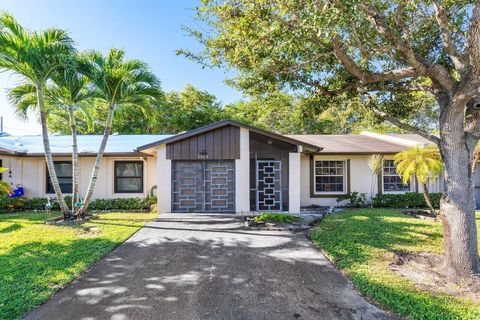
[357,3,456,91]
[332,36,418,83]
[432,0,465,73]
[364,82,434,94]
[468,3,480,74]
[367,99,440,144]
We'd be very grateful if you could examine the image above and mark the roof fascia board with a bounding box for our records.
[2,152,152,158]
[137,120,321,152]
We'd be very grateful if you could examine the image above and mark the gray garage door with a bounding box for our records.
[172,160,235,212]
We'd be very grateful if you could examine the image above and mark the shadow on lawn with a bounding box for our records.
[310,210,444,267]
[0,237,120,319]
[310,209,477,319]
[0,222,22,233]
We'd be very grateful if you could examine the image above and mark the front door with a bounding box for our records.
[256,160,282,211]
[172,160,235,212]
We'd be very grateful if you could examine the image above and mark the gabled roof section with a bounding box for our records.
[137,120,322,153]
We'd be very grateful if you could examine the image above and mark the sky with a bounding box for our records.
[0,0,242,135]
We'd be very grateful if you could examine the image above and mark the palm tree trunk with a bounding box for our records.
[370,174,376,208]
[422,182,436,216]
[36,84,71,218]
[79,105,115,216]
[68,106,80,217]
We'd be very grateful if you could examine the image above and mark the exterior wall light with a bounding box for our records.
[199,149,208,159]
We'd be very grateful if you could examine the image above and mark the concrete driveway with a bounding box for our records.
[25,214,394,320]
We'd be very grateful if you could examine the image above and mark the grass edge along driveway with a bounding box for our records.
[310,208,480,320]
[0,211,156,319]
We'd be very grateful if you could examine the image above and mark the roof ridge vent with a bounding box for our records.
[360,131,420,147]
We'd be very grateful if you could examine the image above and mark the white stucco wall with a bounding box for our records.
[0,155,156,199]
[235,127,250,213]
[156,145,171,213]
[300,154,417,207]
[288,152,301,213]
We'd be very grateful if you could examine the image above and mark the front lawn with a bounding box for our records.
[0,211,156,319]
[310,209,480,320]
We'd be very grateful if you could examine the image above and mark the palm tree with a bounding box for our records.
[367,154,383,207]
[394,145,443,215]
[78,49,163,215]
[9,58,95,216]
[0,12,75,217]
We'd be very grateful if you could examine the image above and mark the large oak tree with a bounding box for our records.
[184,0,480,277]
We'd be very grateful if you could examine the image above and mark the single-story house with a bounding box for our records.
[0,120,449,213]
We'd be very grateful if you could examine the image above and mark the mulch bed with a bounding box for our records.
[404,210,438,221]
[389,252,480,302]
[45,214,95,225]
[244,215,325,232]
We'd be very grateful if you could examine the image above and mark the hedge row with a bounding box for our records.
[0,196,157,213]
[371,192,442,209]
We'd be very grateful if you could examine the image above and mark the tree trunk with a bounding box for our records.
[36,84,71,218]
[79,105,115,216]
[439,101,480,277]
[421,182,436,216]
[69,106,80,217]
[370,174,376,208]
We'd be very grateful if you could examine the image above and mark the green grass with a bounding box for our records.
[0,211,156,319]
[310,209,480,320]
[253,212,296,223]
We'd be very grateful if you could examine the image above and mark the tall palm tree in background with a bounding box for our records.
[9,57,95,217]
[78,49,163,215]
[394,146,444,215]
[0,12,75,216]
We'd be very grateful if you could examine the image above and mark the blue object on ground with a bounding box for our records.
[11,187,24,197]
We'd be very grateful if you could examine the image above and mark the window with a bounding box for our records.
[114,161,144,193]
[314,160,346,194]
[383,160,410,192]
[46,161,72,194]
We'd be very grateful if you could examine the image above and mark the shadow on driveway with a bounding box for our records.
[25,214,395,320]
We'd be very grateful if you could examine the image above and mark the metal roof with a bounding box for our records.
[0,120,433,156]
[0,134,173,155]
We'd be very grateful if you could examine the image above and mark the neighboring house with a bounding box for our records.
[0,120,447,213]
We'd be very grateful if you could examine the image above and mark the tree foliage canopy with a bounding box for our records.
[182,0,478,140]
[182,0,480,275]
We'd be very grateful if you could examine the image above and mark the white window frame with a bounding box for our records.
[382,160,412,194]
[313,159,347,195]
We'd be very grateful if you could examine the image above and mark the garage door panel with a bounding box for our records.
[172,160,235,212]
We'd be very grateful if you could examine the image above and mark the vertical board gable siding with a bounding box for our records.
[166,125,240,160]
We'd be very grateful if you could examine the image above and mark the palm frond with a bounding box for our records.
[7,82,37,120]
[367,154,384,175]
[0,12,75,82]
[394,145,443,185]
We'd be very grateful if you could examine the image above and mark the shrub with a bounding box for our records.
[88,197,155,211]
[372,192,442,209]
[0,196,27,212]
[24,196,72,211]
[1,196,158,213]
[254,212,296,223]
[336,192,367,208]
